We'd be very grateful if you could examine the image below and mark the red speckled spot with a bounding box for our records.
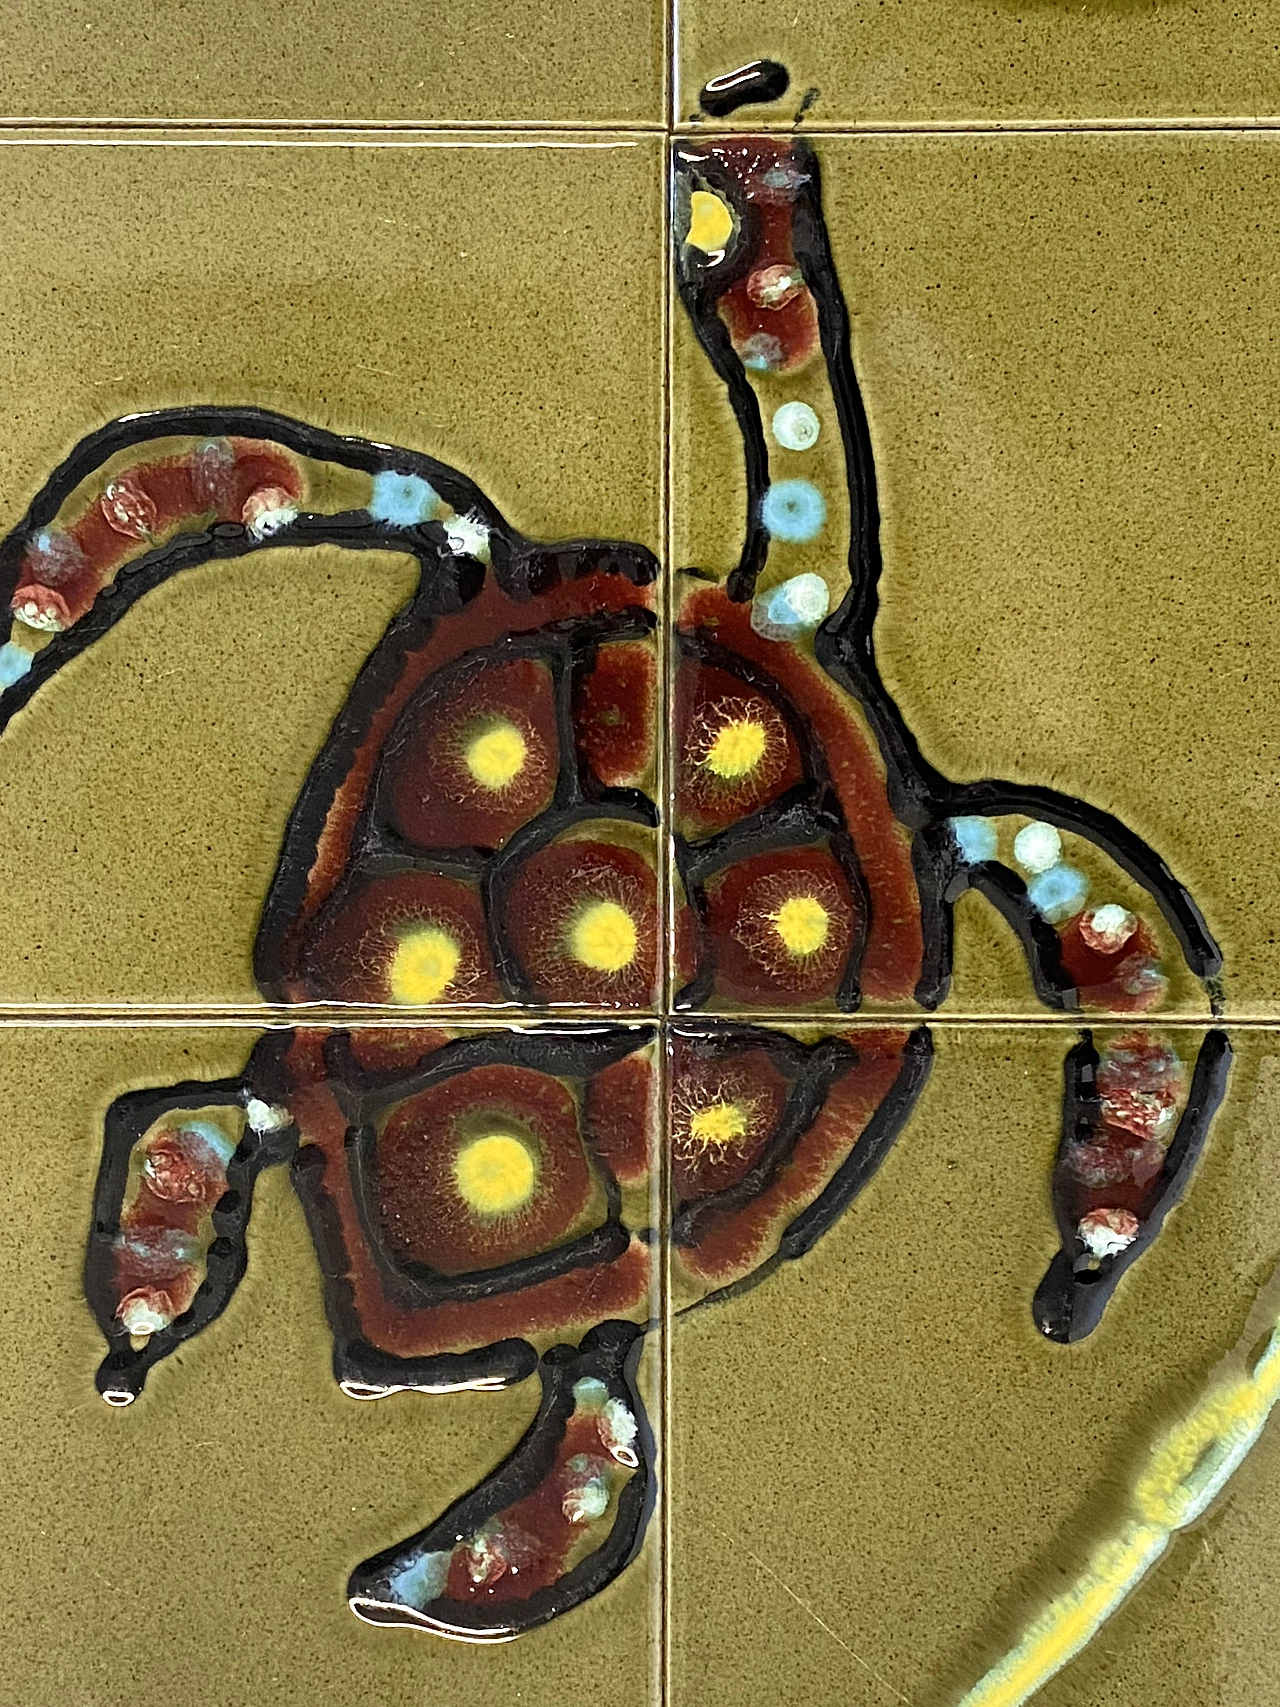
[296,872,499,1006]
[669,1037,789,1201]
[382,654,558,852]
[1059,912,1167,1012]
[702,845,857,1005]
[675,659,803,837]
[375,1065,594,1274]
[505,836,659,1008]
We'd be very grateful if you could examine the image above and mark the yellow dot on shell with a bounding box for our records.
[453,1133,537,1216]
[569,900,637,974]
[686,190,734,255]
[688,1101,748,1148]
[465,719,527,790]
[772,895,830,958]
[388,927,461,1004]
[704,718,768,780]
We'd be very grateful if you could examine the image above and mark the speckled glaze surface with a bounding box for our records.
[2,13,1280,1707]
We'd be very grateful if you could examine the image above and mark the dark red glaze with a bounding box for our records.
[142,1128,229,1210]
[668,1038,789,1201]
[706,139,820,374]
[584,1053,656,1187]
[1057,1033,1187,1219]
[1059,912,1167,1012]
[675,1031,910,1284]
[274,571,654,985]
[375,1066,596,1275]
[382,655,558,851]
[505,836,659,1008]
[346,1027,451,1075]
[295,872,499,1005]
[109,1118,235,1330]
[1096,1033,1186,1141]
[703,845,857,1004]
[675,658,803,837]
[283,1032,652,1358]
[573,640,656,788]
[440,1404,635,1606]
[680,583,923,1002]
[12,438,302,632]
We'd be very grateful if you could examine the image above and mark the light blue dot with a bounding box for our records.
[572,1376,608,1410]
[0,644,33,690]
[370,470,440,529]
[1028,863,1090,923]
[740,332,784,371]
[949,815,997,865]
[760,479,826,544]
[752,572,830,639]
[180,1119,238,1164]
[386,1549,449,1608]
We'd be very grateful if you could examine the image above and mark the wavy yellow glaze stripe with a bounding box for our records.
[958,1315,1280,1707]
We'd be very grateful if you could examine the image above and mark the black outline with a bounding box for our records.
[698,60,791,119]
[1033,1029,1233,1343]
[347,1320,654,1641]
[84,1030,296,1404]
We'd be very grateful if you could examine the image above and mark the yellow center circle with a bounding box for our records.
[465,720,527,791]
[772,895,830,958]
[569,900,637,973]
[388,927,461,1004]
[689,1101,748,1148]
[453,1133,537,1216]
[687,190,734,255]
[704,718,767,780]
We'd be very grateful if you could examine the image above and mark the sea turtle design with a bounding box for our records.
[0,121,1230,1647]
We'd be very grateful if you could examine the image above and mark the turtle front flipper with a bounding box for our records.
[347,1320,654,1642]
[918,797,1223,1015]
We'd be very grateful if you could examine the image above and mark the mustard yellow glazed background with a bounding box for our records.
[0,4,1279,1704]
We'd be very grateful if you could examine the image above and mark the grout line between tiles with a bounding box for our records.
[658,60,676,1696]
[0,1008,1269,1027]
[2,118,1280,144]
[673,115,1280,136]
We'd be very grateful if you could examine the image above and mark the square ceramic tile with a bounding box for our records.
[675,5,1280,128]
[0,1021,662,1698]
[0,134,665,1010]
[666,1022,1280,1707]
[0,0,666,125]
[671,132,1280,1021]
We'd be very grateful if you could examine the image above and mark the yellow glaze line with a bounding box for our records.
[958,1316,1280,1707]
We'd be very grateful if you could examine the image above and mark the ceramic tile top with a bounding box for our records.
[0,0,666,124]
[668,1024,1280,1707]
[0,1025,660,1703]
[672,134,1226,1023]
[674,127,1280,1019]
[676,7,1280,128]
[0,136,664,1008]
[4,34,1280,1707]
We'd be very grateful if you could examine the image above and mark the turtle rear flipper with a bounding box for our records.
[347,1320,654,1642]
[85,1033,296,1405]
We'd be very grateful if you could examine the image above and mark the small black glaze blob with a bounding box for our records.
[698,59,790,118]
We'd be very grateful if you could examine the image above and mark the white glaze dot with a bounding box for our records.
[1013,821,1062,875]
[771,400,821,451]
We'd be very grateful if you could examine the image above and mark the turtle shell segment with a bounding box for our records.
[284,1027,658,1368]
